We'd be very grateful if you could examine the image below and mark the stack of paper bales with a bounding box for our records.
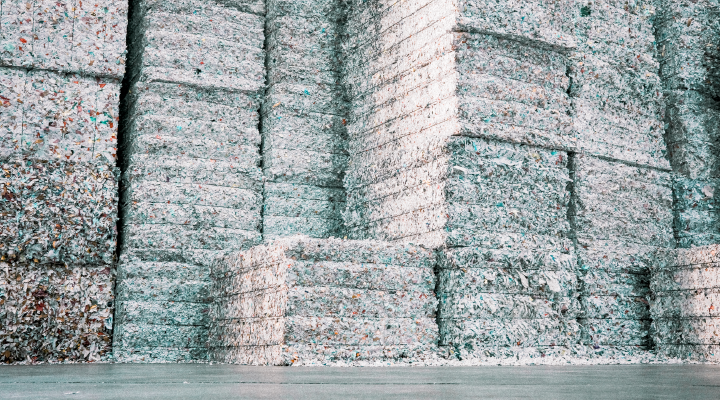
[208,236,439,365]
[342,0,459,245]
[571,0,667,167]
[341,0,580,360]
[652,245,720,361]
[571,155,674,355]
[116,0,266,362]
[0,0,126,363]
[261,0,347,240]
[437,248,581,360]
[654,0,720,248]
[342,2,576,246]
[568,1,674,357]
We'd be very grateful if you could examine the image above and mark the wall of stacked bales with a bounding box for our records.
[115,0,266,362]
[261,0,348,240]
[654,0,720,248]
[339,0,583,361]
[0,0,127,362]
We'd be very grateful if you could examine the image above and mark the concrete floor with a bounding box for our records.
[1,364,720,399]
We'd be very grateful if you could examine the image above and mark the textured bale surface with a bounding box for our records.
[651,245,720,361]
[571,153,672,350]
[0,262,115,363]
[654,0,720,248]
[0,0,128,76]
[0,42,121,364]
[436,247,579,358]
[115,0,265,362]
[261,0,347,239]
[209,236,439,365]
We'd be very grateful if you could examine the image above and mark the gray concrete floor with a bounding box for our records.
[1,364,720,399]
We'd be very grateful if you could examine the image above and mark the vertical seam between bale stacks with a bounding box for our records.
[113,0,142,354]
[259,13,270,242]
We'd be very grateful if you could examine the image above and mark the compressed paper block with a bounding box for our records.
[581,295,650,320]
[576,238,662,274]
[263,216,343,240]
[122,224,261,253]
[455,0,577,51]
[214,260,435,295]
[439,318,581,347]
[125,0,265,92]
[114,324,206,348]
[580,319,650,346]
[261,3,347,240]
[344,0,439,49]
[569,60,668,168]
[212,287,437,320]
[444,343,653,363]
[652,289,720,318]
[116,277,210,303]
[663,91,720,180]
[115,300,209,326]
[346,136,572,249]
[571,154,674,248]
[267,0,341,20]
[653,244,720,270]
[574,8,658,71]
[114,347,207,363]
[209,237,439,365]
[456,33,575,150]
[124,156,263,192]
[439,292,579,320]
[673,177,720,248]
[653,317,720,345]
[0,0,128,76]
[657,344,720,362]
[0,158,118,265]
[654,0,720,98]
[0,262,114,363]
[0,68,121,163]
[652,264,720,292]
[72,0,128,77]
[438,263,577,296]
[343,0,455,69]
[438,247,576,271]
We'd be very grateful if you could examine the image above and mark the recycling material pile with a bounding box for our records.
[208,236,439,365]
[341,0,458,245]
[571,0,668,168]
[0,0,126,363]
[115,0,266,362]
[654,0,720,248]
[567,1,675,357]
[340,0,582,360]
[437,247,581,361]
[261,0,347,240]
[652,245,720,362]
[571,155,674,356]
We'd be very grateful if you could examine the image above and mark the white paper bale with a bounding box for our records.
[0,262,115,363]
[208,236,439,365]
